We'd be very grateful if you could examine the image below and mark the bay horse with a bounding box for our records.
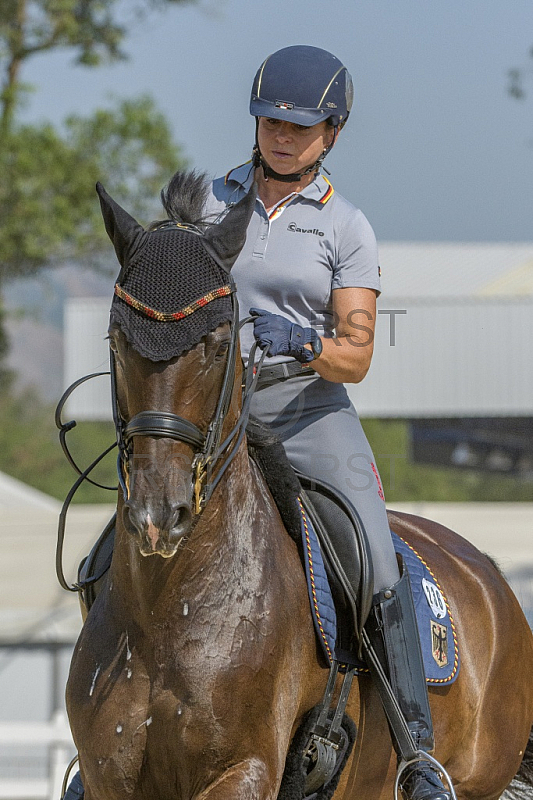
[65,171,533,800]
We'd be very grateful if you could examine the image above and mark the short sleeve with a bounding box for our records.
[331,204,381,295]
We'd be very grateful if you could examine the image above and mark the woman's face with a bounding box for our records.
[257,117,335,176]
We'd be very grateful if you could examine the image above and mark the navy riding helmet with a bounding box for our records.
[250,45,353,182]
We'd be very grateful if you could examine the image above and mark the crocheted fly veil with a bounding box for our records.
[96,175,257,360]
[109,229,232,362]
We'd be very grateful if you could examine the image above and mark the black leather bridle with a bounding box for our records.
[55,210,269,592]
[55,302,266,592]
[110,286,267,515]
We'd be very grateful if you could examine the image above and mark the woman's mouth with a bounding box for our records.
[271,150,292,160]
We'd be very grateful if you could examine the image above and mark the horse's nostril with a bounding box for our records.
[123,501,144,537]
[168,505,192,543]
[122,500,192,553]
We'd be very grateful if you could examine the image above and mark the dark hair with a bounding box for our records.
[148,169,211,231]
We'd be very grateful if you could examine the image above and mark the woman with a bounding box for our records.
[204,45,451,800]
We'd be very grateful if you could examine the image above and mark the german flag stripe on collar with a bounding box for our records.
[224,163,334,205]
[268,193,297,221]
[319,177,334,204]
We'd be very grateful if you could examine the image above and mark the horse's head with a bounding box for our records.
[97,172,256,557]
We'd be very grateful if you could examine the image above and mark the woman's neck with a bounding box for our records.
[254,167,315,210]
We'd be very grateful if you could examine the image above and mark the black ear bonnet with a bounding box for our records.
[96,175,256,361]
[109,226,234,362]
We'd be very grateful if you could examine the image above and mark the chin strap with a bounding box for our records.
[252,145,326,183]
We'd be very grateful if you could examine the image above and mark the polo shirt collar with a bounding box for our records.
[299,173,335,205]
[225,162,335,205]
[224,161,255,189]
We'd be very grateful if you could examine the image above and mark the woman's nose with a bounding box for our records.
[275,123,292,141]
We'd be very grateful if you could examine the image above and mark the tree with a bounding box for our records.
[0,0,194,376]
[0,0,194,137]
[0,96,185,281]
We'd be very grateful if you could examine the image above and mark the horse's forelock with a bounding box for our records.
[159,169,210,228]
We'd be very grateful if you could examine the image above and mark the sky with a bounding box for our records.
[16,0,533,243]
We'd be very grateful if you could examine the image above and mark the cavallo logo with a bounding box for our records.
[287,222,325,237]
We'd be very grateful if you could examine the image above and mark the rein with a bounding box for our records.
[55,308,268,591]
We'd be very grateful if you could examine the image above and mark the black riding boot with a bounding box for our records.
[364,568,451,800]
[63,770,84,799]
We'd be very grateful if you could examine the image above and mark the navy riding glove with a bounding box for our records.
[250,308,319,364]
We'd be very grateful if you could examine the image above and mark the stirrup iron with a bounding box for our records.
[395,752,457,800]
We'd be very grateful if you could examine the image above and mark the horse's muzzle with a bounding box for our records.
[123,500,192,557]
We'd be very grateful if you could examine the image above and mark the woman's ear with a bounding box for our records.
[330,126,341,148]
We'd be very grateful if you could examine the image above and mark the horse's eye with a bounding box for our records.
[215,342,230,360]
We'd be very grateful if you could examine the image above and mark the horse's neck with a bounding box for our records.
[112,445,270,621]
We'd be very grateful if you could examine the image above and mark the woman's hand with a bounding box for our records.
[250,287,378,383]
[250,308,319,363]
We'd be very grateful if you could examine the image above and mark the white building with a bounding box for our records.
[64,242,533,419]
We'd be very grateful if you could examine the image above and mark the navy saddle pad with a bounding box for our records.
[298,499,460,685]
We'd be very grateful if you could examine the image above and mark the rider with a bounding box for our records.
[204,45,451,800]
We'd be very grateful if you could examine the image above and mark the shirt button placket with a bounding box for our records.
[253,215,270,258]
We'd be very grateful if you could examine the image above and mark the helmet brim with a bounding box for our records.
[250,97,338,127]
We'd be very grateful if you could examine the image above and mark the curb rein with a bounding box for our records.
[55,292,267,593]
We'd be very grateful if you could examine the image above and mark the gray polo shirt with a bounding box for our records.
[205,162,381,363]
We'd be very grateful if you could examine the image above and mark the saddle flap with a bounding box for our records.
[297,473,375,639]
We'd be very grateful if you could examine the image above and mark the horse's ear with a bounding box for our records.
[96,182,147,271]
[203,182,258,272]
